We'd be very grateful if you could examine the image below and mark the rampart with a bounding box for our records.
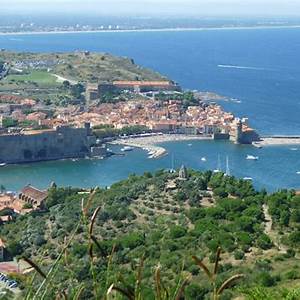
[0,123,96,163]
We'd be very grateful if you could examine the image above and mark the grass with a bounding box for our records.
[5,70,59,86]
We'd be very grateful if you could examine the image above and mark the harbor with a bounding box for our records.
[110,134,213,158]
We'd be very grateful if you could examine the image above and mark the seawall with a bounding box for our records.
[0,125,96,164]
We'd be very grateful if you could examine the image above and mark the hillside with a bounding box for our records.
[1,170,300,299]
[0,51,166,83]
[0,51,167,104]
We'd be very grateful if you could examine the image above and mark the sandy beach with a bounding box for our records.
[110,134,212,158]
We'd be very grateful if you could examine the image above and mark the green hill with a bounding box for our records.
[1,170,300,299]
[0,51,167,105]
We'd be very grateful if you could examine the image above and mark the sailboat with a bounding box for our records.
[169,153,176,173]
[213,155,221,173]
[225,156,230,177]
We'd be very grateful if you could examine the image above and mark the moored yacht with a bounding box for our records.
[246,155,259,160]
[121,146,134,152]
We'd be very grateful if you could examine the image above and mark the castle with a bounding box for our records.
[0,123,99,164]
[86,80,181,103]
[229,118,260,144]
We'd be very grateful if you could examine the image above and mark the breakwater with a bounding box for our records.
[256,136,300,146]
[111,134,212,158]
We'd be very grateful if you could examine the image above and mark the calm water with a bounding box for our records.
[0,28,300,191]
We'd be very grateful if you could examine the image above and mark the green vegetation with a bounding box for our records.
[155,91,199,108]
[93,125,150,138]
[1,117,49,129]
[5,70,58,86]
[0,170,299,299]
[0,51,167,107]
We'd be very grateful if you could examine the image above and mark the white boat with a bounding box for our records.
[225,156,230,176]
[290,148,298,151]
[213,154,221,173]
[246,155,259,160]
[187,143,192,147]
[243,177,253,181]
[201,157,207,162]
[296,171,300,175]
[121,146,134,152]
[0,163,6,167]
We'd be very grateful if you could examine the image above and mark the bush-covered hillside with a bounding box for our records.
[1,169,300,299]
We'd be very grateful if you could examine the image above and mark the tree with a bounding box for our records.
[62,80,70,89]
[257,234,273,250]
[7,241,23,257]
[169,225,187,239]
[70,83,84,99]
[291,209,300,223]
[256,272,276,287]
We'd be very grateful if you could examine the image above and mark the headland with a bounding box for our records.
[0,50,260,164]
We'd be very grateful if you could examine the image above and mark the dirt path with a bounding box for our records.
[52,74,78,85]
[263,204,288,253]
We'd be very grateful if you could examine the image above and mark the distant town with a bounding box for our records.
[1,16,300,34]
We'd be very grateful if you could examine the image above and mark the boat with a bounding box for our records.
[290,148,298,151]
[201,157,207,162]
[213,154,221,173]
[296,171,300,175]
[187,143,192,147]
[121,146,134,152]
[243,177,253,181]
[0,163,6,167]
[225,156,230,176]
[169,153,176,173]
[246,155,259,160]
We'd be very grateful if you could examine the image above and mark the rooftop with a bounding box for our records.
[20,185,48,203]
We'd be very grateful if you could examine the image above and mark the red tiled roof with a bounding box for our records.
[20,185,48,203]
[113,81,172,87]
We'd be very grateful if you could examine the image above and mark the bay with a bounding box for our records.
[0,28,300,191]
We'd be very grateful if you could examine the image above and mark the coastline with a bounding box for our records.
[2,25,300,36]
[110,134,212,158]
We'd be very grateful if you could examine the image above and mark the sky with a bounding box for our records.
[2,0,300,16]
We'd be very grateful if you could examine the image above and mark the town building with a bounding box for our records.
[18,185,48,210]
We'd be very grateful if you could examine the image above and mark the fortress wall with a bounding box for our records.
[0,126,94,163]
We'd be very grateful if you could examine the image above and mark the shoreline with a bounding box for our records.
[110,134,212,158]
[2,25,300,36]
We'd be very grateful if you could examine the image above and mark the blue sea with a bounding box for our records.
[0,28,300,191]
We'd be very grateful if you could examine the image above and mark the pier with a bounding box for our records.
[255,135,300,146]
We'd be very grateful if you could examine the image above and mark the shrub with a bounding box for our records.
[257,234,273,250]
[234,250,245,260]
[285,270,299,280]
[185,283,208,300]
[169,225,187,239]
[256,272,276,287]
[122,232,144,249]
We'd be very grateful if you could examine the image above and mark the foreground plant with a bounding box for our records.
[192,247,244,300]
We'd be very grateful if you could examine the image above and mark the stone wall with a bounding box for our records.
[0,125,96,163]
